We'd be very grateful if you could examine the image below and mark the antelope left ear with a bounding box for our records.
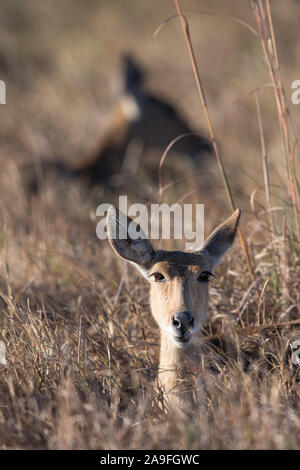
[198,209,241,269]
[106,206,155,278]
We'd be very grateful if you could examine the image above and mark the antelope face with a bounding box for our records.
[106,206,240,348]
[148,252,212,347]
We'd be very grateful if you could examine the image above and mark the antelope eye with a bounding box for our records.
[197,271,213,283]
[151,272,166,282]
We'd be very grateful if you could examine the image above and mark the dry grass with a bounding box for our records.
[0,178,299,449]
[0,0,300,449]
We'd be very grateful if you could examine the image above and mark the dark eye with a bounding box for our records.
[197,271,213,283]
[151,272,166,282]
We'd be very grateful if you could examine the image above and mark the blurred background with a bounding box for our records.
[0,0,299,228]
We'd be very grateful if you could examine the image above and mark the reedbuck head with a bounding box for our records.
[106,207,240,349]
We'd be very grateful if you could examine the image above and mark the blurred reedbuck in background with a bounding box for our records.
[21,55,212,198]
[106,206,241,410]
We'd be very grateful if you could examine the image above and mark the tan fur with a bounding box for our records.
[148,253,209,407]
[74,100,134,174]
[106,207,241,411]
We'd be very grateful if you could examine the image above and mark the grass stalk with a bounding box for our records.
[254,88,288,305]
[173,0,254,279]
[251,0,300,245]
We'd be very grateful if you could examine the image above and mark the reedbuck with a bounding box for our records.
[106,206,241,410]
[22,56,212,196]
[74,55,212,187]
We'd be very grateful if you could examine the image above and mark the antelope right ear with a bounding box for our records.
[106,206,155,278]
[199,209,241,270]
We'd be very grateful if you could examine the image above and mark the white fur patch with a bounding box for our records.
[120,95,141,121]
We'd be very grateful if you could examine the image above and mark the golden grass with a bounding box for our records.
[0,0,299,449]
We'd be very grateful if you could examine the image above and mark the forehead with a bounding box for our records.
[150,250,208,277]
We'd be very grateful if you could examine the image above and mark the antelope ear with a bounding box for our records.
[123,54,144,95]
[106,206,155,278]
[198,209,241,269]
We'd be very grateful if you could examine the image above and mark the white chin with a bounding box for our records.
[170,335,192,348]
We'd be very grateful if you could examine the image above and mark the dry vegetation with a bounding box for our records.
[0,0,300,449]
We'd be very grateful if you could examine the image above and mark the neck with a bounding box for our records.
[157,333,200,407]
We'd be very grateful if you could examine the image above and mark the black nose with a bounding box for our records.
[172,311,194,334]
